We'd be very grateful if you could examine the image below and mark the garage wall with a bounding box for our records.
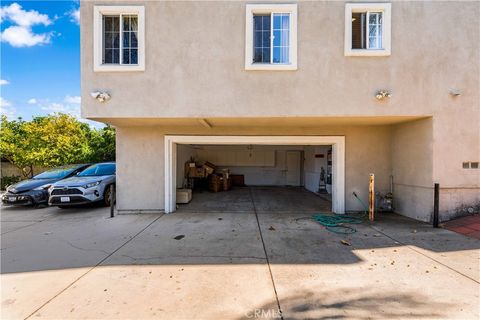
[304,146,331,193]
[194,145,304,186]
[115,125,393,214]
[392,118,433,222]
[176,144,196,188]
[116,127,165,213]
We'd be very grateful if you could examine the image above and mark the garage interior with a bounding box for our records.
[175,144,333,213]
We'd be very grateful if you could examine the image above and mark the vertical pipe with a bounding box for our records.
[110,184,115,218]
[369,174,375,221]
[433,183,439,228]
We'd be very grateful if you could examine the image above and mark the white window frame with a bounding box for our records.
[344,3,391,57]
[93,5,145,72]
[245,4,297,71]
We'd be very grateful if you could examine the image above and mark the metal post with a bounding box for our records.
[369,174,375,221]
[110,184,115,218]
[433,183,439,228]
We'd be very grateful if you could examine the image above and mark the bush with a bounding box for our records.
[1,175,21,191]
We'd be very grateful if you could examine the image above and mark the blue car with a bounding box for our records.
[48,162,116,208]
[2,164,90,206]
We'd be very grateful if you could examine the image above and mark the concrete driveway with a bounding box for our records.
[1,203,479,319]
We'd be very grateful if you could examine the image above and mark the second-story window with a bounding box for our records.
[344,3,391,56]
[94,6,145,72]
[253,13,290,64]
[351,12,382,50]
[102,14,138,65]
[245,4,297,70]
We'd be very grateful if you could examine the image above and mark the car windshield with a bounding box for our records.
[78,163,115,177]
[33,167,77,180]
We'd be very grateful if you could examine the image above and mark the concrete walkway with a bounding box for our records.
[1,198,479,319]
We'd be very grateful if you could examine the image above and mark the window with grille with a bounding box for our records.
[245,4,297,70]
[94,6,144,72]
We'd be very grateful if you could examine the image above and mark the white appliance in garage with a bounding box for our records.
[286,151,302,186]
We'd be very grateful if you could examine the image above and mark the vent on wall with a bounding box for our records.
[463,162,479,169]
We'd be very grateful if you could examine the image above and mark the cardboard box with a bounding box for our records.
[186,166,205,178]
[208,174,223,192]
[230,174,245,186]
[203,162,215,176]
[176,188,192,204]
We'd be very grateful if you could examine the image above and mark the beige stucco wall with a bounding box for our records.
[82,1,479,220]
[116,125,392,214]
[116,127,165,212]
[391,118,434,222]
[81,1,478,119]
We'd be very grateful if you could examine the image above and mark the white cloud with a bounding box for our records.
[41,102,80,119]
[0,97,16,120]
[0,97,12,107]
[0,105,16,120]
[0,3,52,47]
[28,98,37,104]
[64,95,81,104]
[0,79,9,85]
[0,3,51,27]
[68,8,79,24]
[1,26,51,47]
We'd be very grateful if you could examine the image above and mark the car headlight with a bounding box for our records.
[7,186,15,193]
[34,184,52,191]
[84,181,101,189]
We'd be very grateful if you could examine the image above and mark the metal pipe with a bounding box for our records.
[110,184,115,218]
[433,183,439,228]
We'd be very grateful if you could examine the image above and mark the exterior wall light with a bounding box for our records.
[449,89,461,97]
[90,91,111,103]
[375,90,392,100]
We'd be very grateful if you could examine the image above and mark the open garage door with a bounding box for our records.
[165,136,345,214]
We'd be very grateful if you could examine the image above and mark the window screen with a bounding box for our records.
[253,15,270,63]
[122,15,138,64]
[272,13,289,63]
[102,14,138,65]
[103,15,120,64]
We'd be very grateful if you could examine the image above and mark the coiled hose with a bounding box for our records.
[310,192,369,234]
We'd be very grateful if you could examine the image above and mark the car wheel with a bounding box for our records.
[103,186,113,207]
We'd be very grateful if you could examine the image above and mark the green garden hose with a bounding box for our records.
[312,213,364,234]
[310,192,369,234]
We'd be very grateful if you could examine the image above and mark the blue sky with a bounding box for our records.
[0,1,102,127]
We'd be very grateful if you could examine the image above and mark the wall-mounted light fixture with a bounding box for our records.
[449,89,461,97]
[90,91,111,103]
[375,90,392,101]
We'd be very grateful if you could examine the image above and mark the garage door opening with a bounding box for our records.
[175,145,333,213]
[165,136,345,214]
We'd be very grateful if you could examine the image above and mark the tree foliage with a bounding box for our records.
[0,114,115,178]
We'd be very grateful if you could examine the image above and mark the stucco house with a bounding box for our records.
[80,1,479,222]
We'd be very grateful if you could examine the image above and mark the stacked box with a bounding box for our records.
[208,174,223,192]
[176,189,192,204]
[203,161,216,176]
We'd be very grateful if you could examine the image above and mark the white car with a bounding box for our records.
[48,162,116,208]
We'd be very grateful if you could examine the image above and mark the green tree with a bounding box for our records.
[0,114,116,178]
[0,116,33,177]
[84,125,116,162]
